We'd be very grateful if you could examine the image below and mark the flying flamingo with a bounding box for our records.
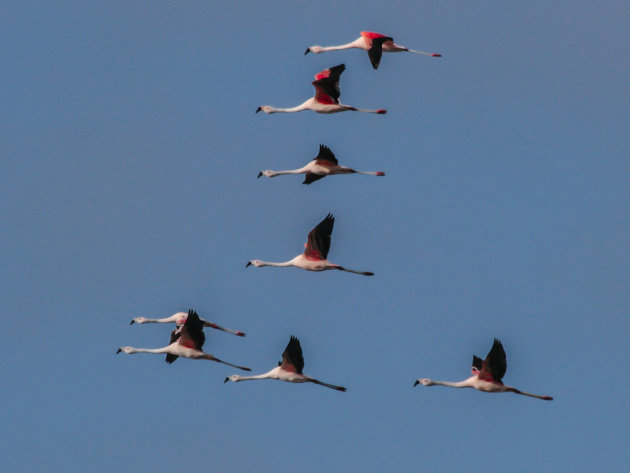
[130,311,245,337]
[413,339,553,401]
[246,213,374,276]
[117,310,251,371]
[224,335,346,392]
[257,144,385,184]
[256,64,386,114]
[305,31,441,70]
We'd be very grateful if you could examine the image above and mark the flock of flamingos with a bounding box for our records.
[117,31,553,401]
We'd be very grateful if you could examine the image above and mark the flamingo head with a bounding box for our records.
[256,106,275,114]
[246,260,264,268]
[305,46,324,55]
[130,317,146,325]
[116,347,134,355]
[258,170,275,178]
[224,375,240,383]
[414,378,434,387]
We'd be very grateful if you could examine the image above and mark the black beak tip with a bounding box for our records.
[116,348,122,354]
[413,380,419,387]
[255,107,262,113]
[246,261,252,268]
[224,377,229,383]
[304,48,310,55]
[129,320,134,325]
[257,172,262,178]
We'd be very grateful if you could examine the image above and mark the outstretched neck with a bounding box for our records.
[259,259,297,268]
[428,378,475,389]
[269,100,313,113]
[230,370,275,382]
[321,41,362,52]
[268,167,309,177]
[127,347,169,355]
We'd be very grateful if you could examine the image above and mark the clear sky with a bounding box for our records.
[2,1,629,472]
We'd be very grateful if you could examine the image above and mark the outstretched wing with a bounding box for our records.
[312,144,338,165]
[480,339,507,383]
[471,355,483,374]
[280,335,305,374]
[312,64,345,104]
[165,327,182,364]
[178,309,205,350]
[303,173,326,185]
[367,36,393,69]
[304,213,334,260]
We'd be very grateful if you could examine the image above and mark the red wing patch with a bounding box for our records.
[313,86,336,104]
[361,31,387,39]
[315,69,332,80]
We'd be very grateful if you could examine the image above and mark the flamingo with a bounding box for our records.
[246,213,374,276]
[224,335,346,392]
[130,311,245,337]
[117,310,251,371]
[305,31,441,70]
[256,64,386,114]
[257,144,385,184]
[413,339,553,401]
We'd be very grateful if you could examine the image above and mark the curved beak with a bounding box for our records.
[116,348,122,354]
[413,380,420,387]
[224,377,229,383]
[255,106,262,113]
[304,48,311,55]
[257,172,263,178]
[245,261,252,268]
[129,320,135,325]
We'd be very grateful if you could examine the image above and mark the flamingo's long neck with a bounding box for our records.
[127,347,170,355]
[260,259,298,268]
[269,167,308,177]
[320,41,363,52]
[269,100,313,113]
[428,379,475,389]
[230,370,276,382]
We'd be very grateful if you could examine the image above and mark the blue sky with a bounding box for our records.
[2,1,629,472]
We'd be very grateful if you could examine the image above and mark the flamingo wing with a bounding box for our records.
[280,335,305,374]
[178,309,205,350]
[165,327,182,364]
[367,36,393,69]
[312,64,345,104]
[313,144,338,165]
[304,213,334,260]
[303,173,326,185]
[480,339,507,383]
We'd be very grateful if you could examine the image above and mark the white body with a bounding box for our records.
[225,366,346,391]
[257,99,382,115]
